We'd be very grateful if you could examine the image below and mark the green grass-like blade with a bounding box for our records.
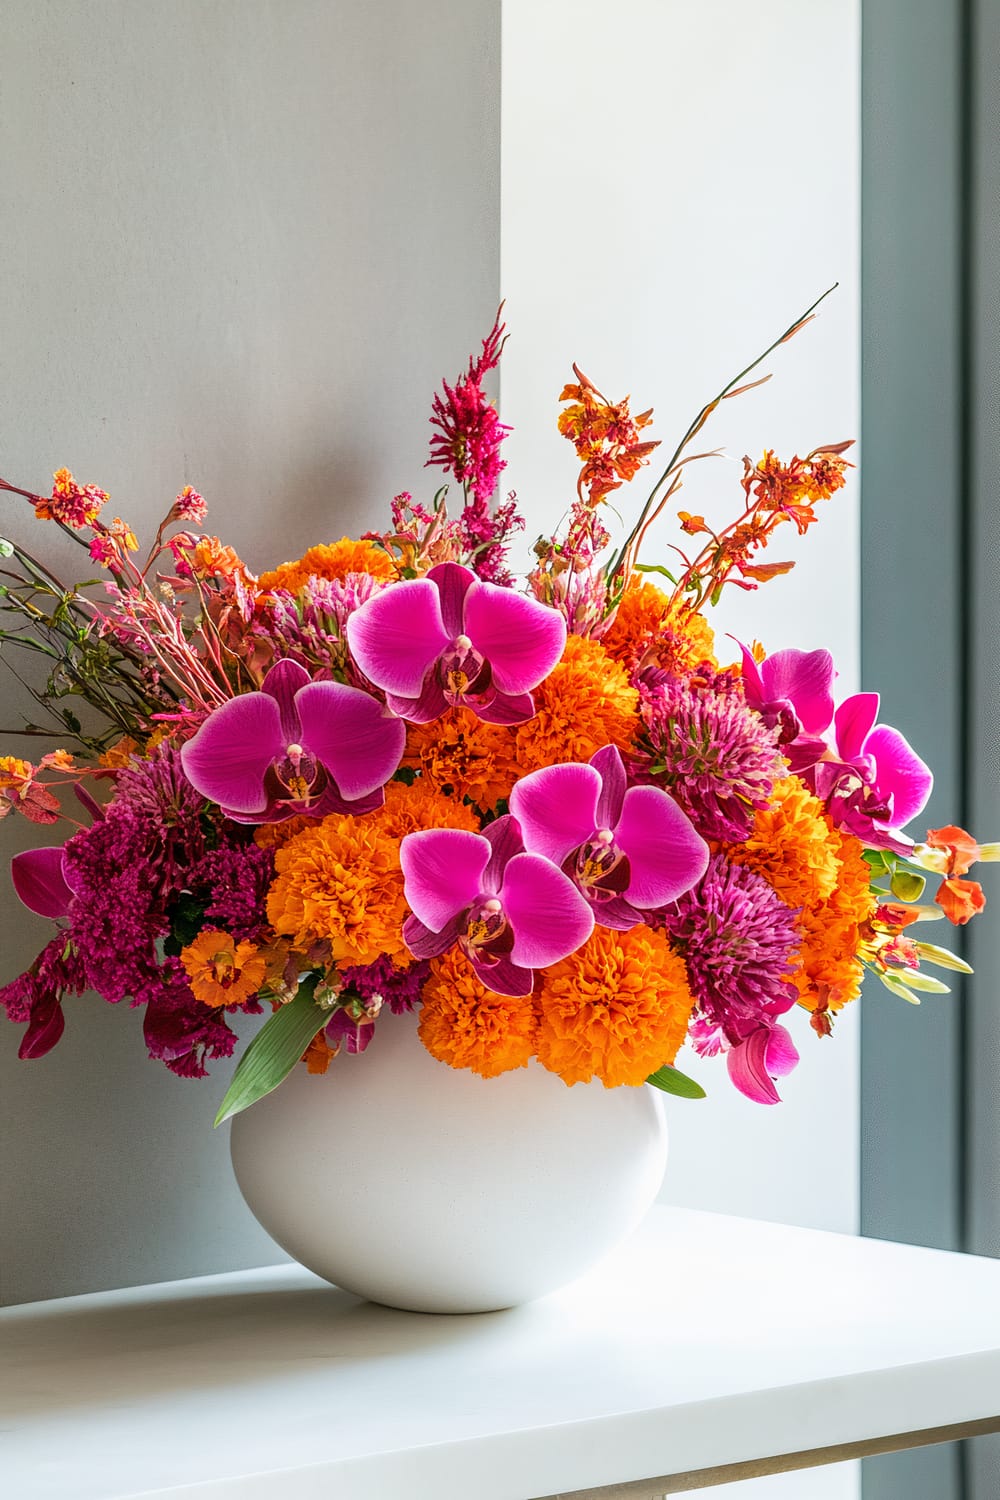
[646,1064,706,1099]
[214,976,327,1127]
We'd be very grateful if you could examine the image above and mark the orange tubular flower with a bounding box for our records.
[602,577,717,678]
[536,925,695,1088]
[936,877,987,926]
[419,948,538,1078]
[180,931,268,1008]
[258,538,396,593]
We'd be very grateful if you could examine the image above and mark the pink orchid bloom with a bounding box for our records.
[399,814,594,996]
[179,658,406,824]
[727,1023,800,1106]
[509,746,709,930]
[346,561,566,725]
[806,692,933,852]
[739,643,836,772]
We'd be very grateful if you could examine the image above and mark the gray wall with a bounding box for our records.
[0,0,500,1305]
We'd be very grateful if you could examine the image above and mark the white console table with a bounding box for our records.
[3,1206,999,1499]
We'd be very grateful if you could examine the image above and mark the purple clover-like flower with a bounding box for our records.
[179,658,405,823]
[509,745,708,930]
[399,814,594,997]
[346,561,566,725]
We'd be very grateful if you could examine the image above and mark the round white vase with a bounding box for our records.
[230,1006,668,1314]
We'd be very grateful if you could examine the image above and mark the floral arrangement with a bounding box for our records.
[1,295,994,1124]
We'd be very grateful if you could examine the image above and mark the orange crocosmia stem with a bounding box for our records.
[935,877,987,925]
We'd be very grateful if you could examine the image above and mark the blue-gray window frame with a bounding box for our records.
[861,1,999,1496]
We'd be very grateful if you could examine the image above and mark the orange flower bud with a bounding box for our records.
[935,877,987,926]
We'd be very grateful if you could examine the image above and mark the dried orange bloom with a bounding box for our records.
[258,538,396,593]
[792,827,876,1019]
[602,577,717,678]
[34,467,108,528]
[302,1028,337,1075]
[373,776,480,841]
[727,777,841,909]
[267,813,410,967]
[181,535,255,586]
[419,948,538,1077]
[536,925,695,1088]
[558,368,659,504]
[180,931,268,1008]
[487,635,641,783]
[404,708,514,812]
[99,736,142,770]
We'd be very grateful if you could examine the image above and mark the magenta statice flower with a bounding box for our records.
[400,814,594,996]
[189,840,276,944]
[340,954,430,1014]
[637,671,786,842]
[427,306,511,505]
[739,642,836,771]
[657,854,802,1104]
[180,658,406,823]
[509,745,708,930]
[347,561,566,725]
[142,958,244,1079]
[804,692,933,851]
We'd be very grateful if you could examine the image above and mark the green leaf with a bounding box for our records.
[0,538,13,558]
[913,941,974,974]
[634,563,679,585]
[214,976,328,1127]
[890,869,926,902]
[863,849,887,873]
[646,1064,706,1099]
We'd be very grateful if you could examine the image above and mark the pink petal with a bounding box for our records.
[592,745,627,828]
[834,692,880,762]
[400,828,491,932]
[481,814,525,894]
[346,579,449,698]
[19,991,65,1060]
[385,676,448,724]
[470,953,535,998]
[591,895,644,931]
[462,582,566,695]
[11,847,73,919]
[427,562,475,637]
[761,648,836,734]
[737,640,766,707]
[615,787,710,907]
[501,853,594,967]
[261,659,310,742]
[866,724,934,828]
[727,1028,783,1105]
[294,681,405,800]
[765,1024,800,1078]
[509,763,601,865]
[473,689,535,726]
[784,734,829,773]
[403,912,464,960]
[179,693,284,815]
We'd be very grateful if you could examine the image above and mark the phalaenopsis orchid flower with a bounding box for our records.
[509,746,709,929]
[346,560,566,725]
[738,643,836,772]
[805,692,933,852]
[179,658,406,823]
[399,814,593,996]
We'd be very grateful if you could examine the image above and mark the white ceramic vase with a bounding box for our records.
[230,1006,668,1313]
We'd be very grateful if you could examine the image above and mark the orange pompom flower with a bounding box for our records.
[372,776,480,842]
[727,777,841,909]
[536,925,695,1087]
[266,813,410,967]
[792,827,876,1018]
[602,577,716,678]
[259,538,395,593]
[404,707,514,813]
[419,948,538,1077]
[180,931,268,1008]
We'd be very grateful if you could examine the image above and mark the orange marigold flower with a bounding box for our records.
[189,535,255,585]
[419,948,538,1077]
[403,708,514,813]
[266,813,410,967]
[258,538,396,593]
[485,634,642,783]
[793,827,876,1014]
[936,876,987,926]
[602,577,716,678]
[253,814,314,851]
[536,925,694,1088]
[180,930,268,1008]
[727,777,841,908]
[373,776,480,841]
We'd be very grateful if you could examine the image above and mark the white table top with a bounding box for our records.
[3,1205,1000,1500]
